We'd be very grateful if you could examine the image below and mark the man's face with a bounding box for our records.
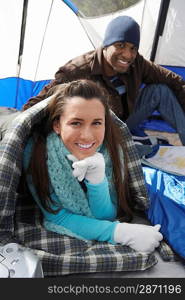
[103,42,138,75]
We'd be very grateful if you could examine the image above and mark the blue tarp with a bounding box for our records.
[144,166,185,259]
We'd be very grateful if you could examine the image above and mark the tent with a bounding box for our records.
[1,0,185,111]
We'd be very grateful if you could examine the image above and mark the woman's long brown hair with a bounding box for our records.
[27,79,133,220]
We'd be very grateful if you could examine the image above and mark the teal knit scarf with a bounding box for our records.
[46,132,116,218]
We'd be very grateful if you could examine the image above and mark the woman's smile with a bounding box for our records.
[75,142,95,150]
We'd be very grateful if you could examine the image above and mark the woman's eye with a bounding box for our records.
[93,121,102,125]
[71,122,81,126]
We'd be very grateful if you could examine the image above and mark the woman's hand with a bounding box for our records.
[113,223,163,253]
[67,152,105,184]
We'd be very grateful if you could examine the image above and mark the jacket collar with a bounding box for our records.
[91,47,106,75]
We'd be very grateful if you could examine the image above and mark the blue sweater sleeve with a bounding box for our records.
[85,178,117,221]
[45,207,118,244]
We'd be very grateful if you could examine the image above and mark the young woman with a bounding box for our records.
[23,79,162,252]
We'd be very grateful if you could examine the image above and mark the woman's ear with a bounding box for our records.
[53,120,60,135]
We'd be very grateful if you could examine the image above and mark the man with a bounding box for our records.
[14,16,185,145]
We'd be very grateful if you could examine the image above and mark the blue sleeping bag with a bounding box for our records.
[143,166,185,259]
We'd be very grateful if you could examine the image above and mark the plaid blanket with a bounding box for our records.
[0,100,175,276]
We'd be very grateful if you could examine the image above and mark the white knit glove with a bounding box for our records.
[67,152,105,184]
[113,223,163,253]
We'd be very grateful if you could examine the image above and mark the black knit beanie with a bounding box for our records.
[103,15,140,48]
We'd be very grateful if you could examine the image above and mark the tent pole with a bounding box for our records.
[17,0,28,67]
[150,0,170,62]
[15,0,28,108]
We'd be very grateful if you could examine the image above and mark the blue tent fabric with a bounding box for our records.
[0,78,51,109]
[165,66,185,80]
[138,118,176,133]
[143,166,185,259]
